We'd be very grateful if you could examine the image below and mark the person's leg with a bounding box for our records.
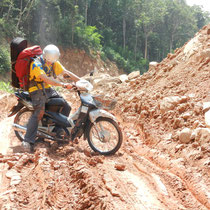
[22,90,46,151]
[45,88,71,137]
[45,88,71,117]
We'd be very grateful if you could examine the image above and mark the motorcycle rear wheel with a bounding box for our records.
[14,108,42,142]
[87,117,123,155]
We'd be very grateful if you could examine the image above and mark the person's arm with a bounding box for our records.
[61,68,80,82]
[38,74,72,89]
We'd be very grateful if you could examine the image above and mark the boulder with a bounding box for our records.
[179,128,192,143]
[128,71,140,80]
[119,74,128,83]
[149,61,158,70]
[93,76,121,88]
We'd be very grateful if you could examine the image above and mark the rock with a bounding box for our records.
[139,110,148,118]
[6,169,20,179]
[199,49,210,59]
[83,150,92,157]
[93,76,121,88]
[6,169,21,186]
[193,120,200,129]
[181,112,191,120]
[194,128,210,144]
[203,159,210,166]
[187,149,203,161]
[179,128,192,143]
[10,175,21,186]
[207,26,210,34]
[175,144,185,153]
[192,142,199,148]
[205,110,210,128]
[201,143,209,152]
[203,102,210,128]
[173,118,184,129]
[194,102,203,115]
[203,102,210,112]
[178,104,187,113]
[115,163,126,171]
[149,61,158,70]
[159,96,182,114]
[119,74,128,83]
[128,71,140,80]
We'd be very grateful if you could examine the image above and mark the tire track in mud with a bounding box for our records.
[0,94,209,210]
[123,127,209,210]
[0,127,209,210]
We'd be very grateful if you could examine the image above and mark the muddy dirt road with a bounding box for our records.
[0,94,208,210]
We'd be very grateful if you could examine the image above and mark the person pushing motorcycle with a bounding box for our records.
[22,44,81,152]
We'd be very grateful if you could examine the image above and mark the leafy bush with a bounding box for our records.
[75,26,102,52]
[0,46,10,74]
[103,46,149,74]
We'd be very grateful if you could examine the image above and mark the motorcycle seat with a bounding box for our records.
[46,98,65,107]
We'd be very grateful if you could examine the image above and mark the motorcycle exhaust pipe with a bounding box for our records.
[13,123,56,140]
[13,123,26,133]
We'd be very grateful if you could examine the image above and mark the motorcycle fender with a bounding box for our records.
[88,109,116,123]
[8,102,24,117]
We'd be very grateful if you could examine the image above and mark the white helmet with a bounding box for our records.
[43,44,60,63]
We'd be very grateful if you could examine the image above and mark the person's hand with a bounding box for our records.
[65,83,73,89]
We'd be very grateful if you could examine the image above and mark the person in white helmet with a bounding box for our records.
[22,44,80,152]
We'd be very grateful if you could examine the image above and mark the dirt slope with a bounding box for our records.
[0,25,209,209]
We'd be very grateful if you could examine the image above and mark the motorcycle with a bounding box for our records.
[8,80,123,155]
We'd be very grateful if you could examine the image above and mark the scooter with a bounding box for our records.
[8,80,123,155]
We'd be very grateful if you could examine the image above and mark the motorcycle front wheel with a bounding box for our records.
[87,117,123,155]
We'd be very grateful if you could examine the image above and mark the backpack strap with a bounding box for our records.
[29,57,46,95]
[39,56,57,79]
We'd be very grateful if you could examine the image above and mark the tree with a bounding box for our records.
[164,0,197,52]
[137,0,166,59]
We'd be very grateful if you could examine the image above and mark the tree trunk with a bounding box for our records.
[72,21,75,45]
[85,0,88,25]
[16,0,32,33]
[170,33,174,53]
[134,30,138,61]
[6,2,13,21]
[144,34,148,60]
[16,0,23,33]
[123,16,126,50]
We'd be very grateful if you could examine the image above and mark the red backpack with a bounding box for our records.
[10,38,42,90]
[15,46,42,90]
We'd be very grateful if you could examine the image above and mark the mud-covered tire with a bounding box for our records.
[14,108,43,142]
[14,108,33,141]
[87,117,123,155]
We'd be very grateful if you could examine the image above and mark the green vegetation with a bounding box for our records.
[0,81,14,93]
[0,46,10,74]
[0,0,210,74]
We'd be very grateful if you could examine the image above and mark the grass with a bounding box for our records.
[0,81,14,93]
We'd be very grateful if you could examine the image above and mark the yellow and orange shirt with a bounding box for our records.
[29,57,64,93]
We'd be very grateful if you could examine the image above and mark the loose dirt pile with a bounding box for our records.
[0,25,209,209]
